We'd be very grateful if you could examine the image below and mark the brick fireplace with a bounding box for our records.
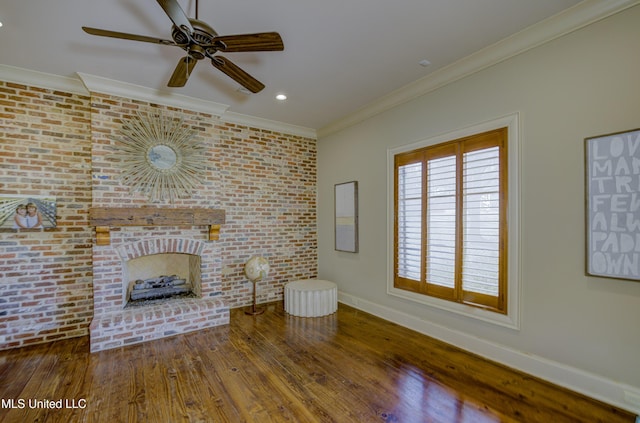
[88,207,228,352]
[90,227,228,352]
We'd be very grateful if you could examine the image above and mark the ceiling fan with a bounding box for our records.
[82,0,284,93]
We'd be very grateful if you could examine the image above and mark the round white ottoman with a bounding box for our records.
[284,279,337,317]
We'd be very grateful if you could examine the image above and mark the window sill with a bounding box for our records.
[387,284,520,330]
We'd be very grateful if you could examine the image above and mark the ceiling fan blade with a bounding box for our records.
[213,32,284,52]
[211,56,265,93]
[82,27,176,46]
[168,56,197,87]
[156,0,194,34]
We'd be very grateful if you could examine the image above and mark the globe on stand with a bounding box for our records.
[244,256,270,315]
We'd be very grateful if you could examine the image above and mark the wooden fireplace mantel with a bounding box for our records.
[89,207,225,246]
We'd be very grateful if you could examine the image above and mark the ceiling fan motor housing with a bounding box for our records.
[172,18,218,58]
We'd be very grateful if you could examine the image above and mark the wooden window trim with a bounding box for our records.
[393,127,508,314]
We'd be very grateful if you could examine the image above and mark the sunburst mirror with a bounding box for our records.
[114,112,207,203]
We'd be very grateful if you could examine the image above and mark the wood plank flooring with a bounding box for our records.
[0,302,635,422]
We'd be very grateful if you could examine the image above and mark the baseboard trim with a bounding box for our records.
[338,291,640,415]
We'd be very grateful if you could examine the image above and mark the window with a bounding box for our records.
[394,128,508,314]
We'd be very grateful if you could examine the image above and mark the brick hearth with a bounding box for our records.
[89,297,227,352]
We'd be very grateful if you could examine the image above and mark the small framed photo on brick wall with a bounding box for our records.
[0,194,57,230]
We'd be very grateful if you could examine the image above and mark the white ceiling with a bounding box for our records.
[0,0,590,132]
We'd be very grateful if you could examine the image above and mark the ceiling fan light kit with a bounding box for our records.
[82,0,283,93]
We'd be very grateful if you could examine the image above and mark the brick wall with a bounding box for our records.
[0,81,93,349]
[0,82,318,350]
[216,122,318,307]
[89,93,318,309]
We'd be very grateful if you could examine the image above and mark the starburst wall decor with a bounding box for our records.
[114,112,207,203]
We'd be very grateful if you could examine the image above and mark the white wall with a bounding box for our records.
[318,5,640,412]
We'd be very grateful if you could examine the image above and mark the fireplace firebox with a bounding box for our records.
[124,252,201,306]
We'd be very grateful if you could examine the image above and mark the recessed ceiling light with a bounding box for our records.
[0,22,3,28]
[275,94,287,101]
[419,59,431,67]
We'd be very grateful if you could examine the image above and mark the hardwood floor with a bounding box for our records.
[0,302,635,423]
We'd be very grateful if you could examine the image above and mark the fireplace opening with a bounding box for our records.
[124,252,202,308]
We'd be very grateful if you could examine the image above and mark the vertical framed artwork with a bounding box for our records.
[335,181,359,253]
[585,128,640,281]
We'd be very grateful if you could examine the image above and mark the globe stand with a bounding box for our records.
[243,256,269,316]
[245,279,264,315]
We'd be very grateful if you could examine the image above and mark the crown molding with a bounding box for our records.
[76,73,229,118]
[318,0,640,139]
[223,111,317,139]
[0,64,88,96]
